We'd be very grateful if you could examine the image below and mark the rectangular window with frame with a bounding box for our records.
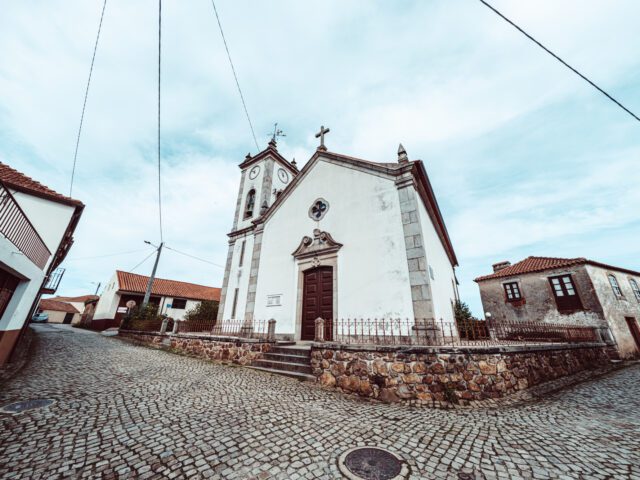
[239,240,246,267]
[630,278,640,302]
[503,282,522,301]
[548,275,583,312]
[171,298,187,310]
[231,288,239,319]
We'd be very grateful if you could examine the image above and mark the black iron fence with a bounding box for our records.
[176,318,269,340]
[328,317,601,347]
[120,317,270,340]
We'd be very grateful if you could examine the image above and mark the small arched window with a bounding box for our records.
[608,274,623,298]
[244,189,255,219]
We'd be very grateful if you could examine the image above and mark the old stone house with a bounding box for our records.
[217,134,459,342]
[475,256,640,358]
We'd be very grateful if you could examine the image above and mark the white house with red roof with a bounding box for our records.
[475,256,640,358]
[0,163,83,365]
[217,138,459,342]
[92,270,220,328]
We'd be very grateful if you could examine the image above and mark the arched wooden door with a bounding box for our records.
[301,266,333,341]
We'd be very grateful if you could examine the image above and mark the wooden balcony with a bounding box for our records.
[0,181,51,270]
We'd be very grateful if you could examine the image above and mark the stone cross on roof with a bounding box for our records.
[315,125,330,151]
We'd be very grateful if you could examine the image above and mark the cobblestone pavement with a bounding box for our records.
[1,325,639,480]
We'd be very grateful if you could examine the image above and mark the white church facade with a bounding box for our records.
[217,132,459,341]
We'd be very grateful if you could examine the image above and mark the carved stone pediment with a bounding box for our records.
[292,229,343,260]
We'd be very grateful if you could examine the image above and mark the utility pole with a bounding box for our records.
[142,241,164,307]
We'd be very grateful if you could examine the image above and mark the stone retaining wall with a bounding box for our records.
[311,343,610,404]
[118,330,271,365]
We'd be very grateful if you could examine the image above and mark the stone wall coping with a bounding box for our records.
[310,341,606,355]
[118,329,273,345]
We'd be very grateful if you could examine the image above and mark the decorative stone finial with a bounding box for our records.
[398,143,408,163]
[245,153,252,160]
[268,138,277,149]
[291,157,297,167]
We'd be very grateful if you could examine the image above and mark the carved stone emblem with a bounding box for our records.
[292,229,343,260]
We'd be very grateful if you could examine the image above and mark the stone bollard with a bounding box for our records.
[315,317,325,343]
[172,319,180,334]
[267,319,276,342]
[159,318,169,335]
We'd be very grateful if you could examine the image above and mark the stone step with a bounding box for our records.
[268,346,311,356]
[261,352,310,364]
[247,366,316,382]
[252,359,313,375]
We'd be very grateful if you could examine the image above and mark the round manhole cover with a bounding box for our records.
[338,447,408,480]
[1,399,55,414]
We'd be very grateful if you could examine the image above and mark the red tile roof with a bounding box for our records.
[116,271,220,301]
[475,256,640,282]
[39,299,80,313]
[0,162,84,208]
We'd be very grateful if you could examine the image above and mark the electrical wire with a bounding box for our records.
[70,0,108,197]
[165,245,225,268]
[478,0,640,124]
[66,248,154,261]
[210,0,260,150]
[157,0,164,242]
[129,250,157,272]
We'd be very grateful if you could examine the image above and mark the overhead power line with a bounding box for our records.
[165,245,225,268]
[157,0,165,242]
[210,0,260,150]
[66,248,153,261]
[130,249,157,272]
[478,0,640,124]
[70,0,108,197]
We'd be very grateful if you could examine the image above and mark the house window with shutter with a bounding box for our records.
[503,282,522,302]
[548,275,583,312]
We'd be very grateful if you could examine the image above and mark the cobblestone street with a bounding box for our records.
[1,325,639,480]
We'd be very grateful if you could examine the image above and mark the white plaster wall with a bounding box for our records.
[164,298,200,320]
[253,158,414,335]
[0,234,45,332]
[415,196,457,325]
[93,273,121,320]
[44,310,80,324]
[11,190,75,270]
[221,235,254,320]
[270,165,292,203]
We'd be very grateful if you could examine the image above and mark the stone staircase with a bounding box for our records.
[249,344,315,382]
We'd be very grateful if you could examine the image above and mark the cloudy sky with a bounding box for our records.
[1,1,639,315]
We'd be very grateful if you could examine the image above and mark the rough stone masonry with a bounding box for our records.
[311,343,610,404]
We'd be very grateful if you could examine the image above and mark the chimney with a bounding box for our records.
[492,261,511,273]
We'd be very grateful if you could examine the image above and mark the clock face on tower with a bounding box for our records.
[248,165,260,180]
[278,168,289,184]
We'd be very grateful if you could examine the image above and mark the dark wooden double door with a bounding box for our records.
[301,266,333,341]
